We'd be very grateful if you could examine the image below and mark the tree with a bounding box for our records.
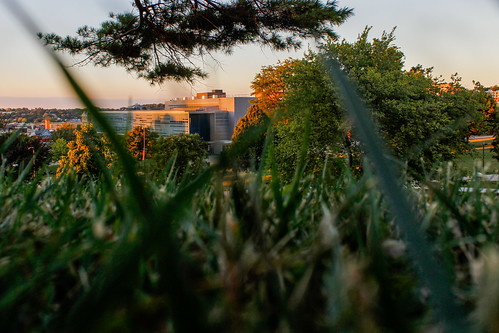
[466,82,497,137]
[249,27,489,178]
[325,27,483,170]
[40,0,351,84]
[101,133,118,168]
[238,53,349,179]
[231,104,270,169]
[230,60,294,170]
[0,133,50,177]
[250,60,296,118]
[152,133,207,181]
[51,123,76,142]
[57,124,105,176]
[125,126,158,161]
[273,52,346,179]
[50,138,69,162]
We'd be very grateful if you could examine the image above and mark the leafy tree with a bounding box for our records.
[434,75,486,157]
[239,54,349,178]
[466,82,497,136]
[101,133,118,168]
[125,126,158,161]
[325,27,483,170]
[57,124,105,177]
[40,0,351,84]
[231,104,270,169]
[152,133,207,181]
[230,60,294,171]
[0,133,50,177]
[248,27,489,178]
[51,123,76,142]
[50,138,69,162]
[273,52,346,179]
[250,60,296,118]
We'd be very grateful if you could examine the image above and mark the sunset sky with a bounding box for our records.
[1,0,499,109]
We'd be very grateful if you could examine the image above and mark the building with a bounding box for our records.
[486,89,499,104]
[83,90,252,153]
[83,110,190,137]
[43,118,83,131]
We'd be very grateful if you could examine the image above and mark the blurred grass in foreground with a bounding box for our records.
[1,161,499,332]
[457,148,499,175]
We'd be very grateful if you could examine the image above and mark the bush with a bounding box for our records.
[151,133,208,181]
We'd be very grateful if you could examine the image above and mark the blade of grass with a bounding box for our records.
[3,0,153,223]
[323,56,470,332]
[4,3,213,332]
[0,129,21,155]
[276,108,312,240]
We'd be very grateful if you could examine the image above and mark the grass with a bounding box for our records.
[457,146,499,175]
[1,159,499,332]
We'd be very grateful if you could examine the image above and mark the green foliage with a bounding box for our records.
[231,104,270,169]
[250,60,296,118]
[0,133,50,176]
[50,138,68,162]
[243,28,489,179]
[467,82,497,136]
[152,133,207,181]
[239,56,354,179]
[57,124,105,177]
[328,27,404,75]
[325,27,486,170]
[51,123,76,142]
[274,52,346,180]
[39,0,352,84]
[125,125,158,161]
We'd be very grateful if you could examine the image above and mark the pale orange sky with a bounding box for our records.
[1,0,499,109]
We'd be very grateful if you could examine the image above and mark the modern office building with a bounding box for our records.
[83,90,252,153]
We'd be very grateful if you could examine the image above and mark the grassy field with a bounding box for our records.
[456,139,499,174]
[1,159,499,332]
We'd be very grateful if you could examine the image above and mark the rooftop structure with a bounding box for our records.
[486,89,499,103]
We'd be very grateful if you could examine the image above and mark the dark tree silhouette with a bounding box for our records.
[40,0,352,84]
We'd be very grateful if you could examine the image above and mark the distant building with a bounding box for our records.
[34,128,52,141]
[43,118,82,131]
[486,89,499,103]
[49,121,82,130]
[83,90,253,153]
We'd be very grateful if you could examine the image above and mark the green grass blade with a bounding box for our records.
[0,129,21,155]
[323,56,470,332]
[3,0,153,222]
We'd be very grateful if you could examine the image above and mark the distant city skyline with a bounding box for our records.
[1,0,499,109]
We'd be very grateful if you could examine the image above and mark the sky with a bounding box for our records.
[1,0,499,109]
